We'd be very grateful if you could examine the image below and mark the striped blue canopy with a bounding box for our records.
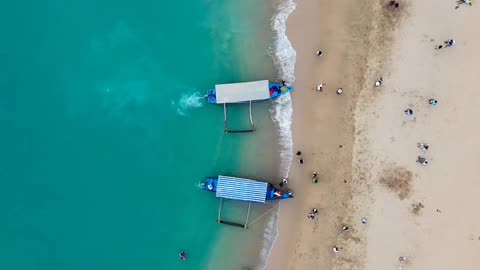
[216,175,268,204]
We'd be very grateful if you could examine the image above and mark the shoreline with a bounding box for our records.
[266,0,375,268]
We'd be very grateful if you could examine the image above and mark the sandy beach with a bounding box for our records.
[267,0,480,269]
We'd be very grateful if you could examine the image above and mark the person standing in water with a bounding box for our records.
[179,251,187,261]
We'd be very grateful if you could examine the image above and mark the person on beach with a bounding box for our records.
[333,246,339,253]
[308,213,315,219]
[456,0,472,9]
[342,226,349,232]
[312,171,318,183]
[436,39,455,50]
[316,83,325,92]
[388,1,400,8]
[374,77,383,88]
[418,143,429,152]
[445,39,456,47]
[336,88,343,95]
[312,171,318,178]
[312,208,318,214]
[279,178,288,187]
[429,99,438,105]
[296,151,302,156]
[316,50,323,57]
[417,156,429,165]
[299,158,304,164]
[404,109,413,116]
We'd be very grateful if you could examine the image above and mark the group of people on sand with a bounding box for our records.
[403,98,438,165]
[313,50,344,95]
[307,208,318,220]
[435,39,456,50]
[388,0,400,8]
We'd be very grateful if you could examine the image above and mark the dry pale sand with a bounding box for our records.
[345,0,480,269]
[267,0,480,269]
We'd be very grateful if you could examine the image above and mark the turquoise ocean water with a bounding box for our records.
[0,0,289,269]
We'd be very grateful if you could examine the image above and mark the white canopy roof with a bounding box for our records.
[215,80,270,104]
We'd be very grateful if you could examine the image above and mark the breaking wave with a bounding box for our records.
[260,0,297,269]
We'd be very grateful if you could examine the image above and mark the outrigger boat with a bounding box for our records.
[201,175,294,201]
[206,80,293,104]
[200,175,293,229]
[205,80,294,134]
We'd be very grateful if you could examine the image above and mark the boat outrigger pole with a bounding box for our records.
[202,175,291,229]
[223,101,255,134]
[207,80,272,134]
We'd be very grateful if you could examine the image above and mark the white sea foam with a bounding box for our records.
[257,207,280,270]
[270,95,293,177]
[173,92,204,116]
[260,0,297,269]
[270,0,296,179]
[271,0,297,85]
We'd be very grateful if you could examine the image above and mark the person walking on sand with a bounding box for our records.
[405,108,413,116]
[336,88,343,95]
[296,151,302,156]
[436,39,455,50]
[312,171,318,183]
[429,99,438,105]
[279,178,288,187]
[445,39,456,47]
[418,143,429,152]
[456,0,472,9]
[312,208,318,214]
[316,50,323,57]
[299,158,304,164]
[316,83,325,92]
[417,156,429,166]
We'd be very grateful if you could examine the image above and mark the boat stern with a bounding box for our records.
[266,187,293,200]
[269,83,294,99]
[207,89,217,103]
[200,178,217,192]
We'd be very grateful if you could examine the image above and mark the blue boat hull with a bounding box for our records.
[207,83,293,104]
[200,178,294,201]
